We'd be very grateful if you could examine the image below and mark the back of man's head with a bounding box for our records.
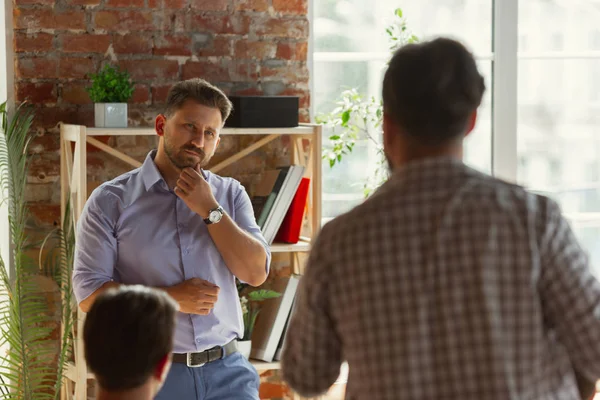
[84,285,178,393]
[382,37,486,145]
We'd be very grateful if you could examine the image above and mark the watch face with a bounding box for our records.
[209,209,221,223]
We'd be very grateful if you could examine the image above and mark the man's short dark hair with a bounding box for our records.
[165,78,233,123]
[382,37,486,144]
[83,286,178,391]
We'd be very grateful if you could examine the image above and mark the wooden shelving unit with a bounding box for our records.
[59,122,322,400]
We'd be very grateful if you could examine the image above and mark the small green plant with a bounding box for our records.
[86,64,134,103]
[237,282,281,341]
[318,8,419,197]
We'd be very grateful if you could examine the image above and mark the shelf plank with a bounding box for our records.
[270,240,311,253]
[251,360,281,371]
[84,126,316,136]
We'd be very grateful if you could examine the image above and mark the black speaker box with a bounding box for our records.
[225,96,299,128]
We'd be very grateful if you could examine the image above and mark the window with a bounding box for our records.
[517,0,600,275]
[314,0,492,221]
[313,0,600,276]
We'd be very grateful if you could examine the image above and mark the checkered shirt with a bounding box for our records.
[281,157,600,400]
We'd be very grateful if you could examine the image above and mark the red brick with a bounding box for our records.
[28,156,60,184]
[194,35,231,57]
[154,35,192,56]
[113,34,153,54]
[190,0,229,11]
[17,83,57,104]
[273,0,307,15]
[234,40,276,60]
[261,63,308,83]
[234,0,268,12]
[28,204,61,227]
[191,14,250,34]
[69,0,102,4]
[15,0,54,5]
[149,0,187,6]
[59,57,95,79]
[106,0,144,6]
[94,11,154,31]
[182,61,229,82]
[254,17,308,38]
[119,59,180,81]
[152,85,172,104]
[230,61,259,81]
[17,58,58,79]
[61,34,111,53]
[131,85,150,104]
[232,86,262,96]
[15,32,54,53]
[14,8,86,30]
[276,41,308,60]
[61,84,90,105]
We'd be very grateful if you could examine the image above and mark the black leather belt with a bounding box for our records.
[172,339,238,367]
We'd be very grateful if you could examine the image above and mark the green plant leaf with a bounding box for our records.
[395,8,403,17]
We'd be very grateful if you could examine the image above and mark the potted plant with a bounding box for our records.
[87,64,134,128]
[237,281,281,359]
[0,102,75,399]
[318,8,418,197]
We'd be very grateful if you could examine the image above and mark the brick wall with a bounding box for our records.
[14,0,310,227]
[13,1,309,398]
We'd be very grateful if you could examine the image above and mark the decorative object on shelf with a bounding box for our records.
[87,64,135,128]
[237,280,281,359]
[317,8,419,197]
[225,96,299,128]
[0,102,74,399]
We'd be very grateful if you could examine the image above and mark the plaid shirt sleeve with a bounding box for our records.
[281,224,342,397]
[538,198,600,381]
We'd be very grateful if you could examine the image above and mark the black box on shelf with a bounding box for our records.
[225,96,299,128]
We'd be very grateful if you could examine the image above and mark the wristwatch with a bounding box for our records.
[204,205,224,225]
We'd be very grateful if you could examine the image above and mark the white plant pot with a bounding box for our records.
[94,103,128,128]
[238,340,252,359]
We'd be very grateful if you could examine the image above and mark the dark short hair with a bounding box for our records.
[165,78,233,123]
[382,37,486,144]
[83,285,178,391]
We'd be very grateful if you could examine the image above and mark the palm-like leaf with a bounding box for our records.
[0,102,74,399]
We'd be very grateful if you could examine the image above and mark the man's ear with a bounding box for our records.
[155,114,167,137]
[154,353,172,383]
[465,109,478,138]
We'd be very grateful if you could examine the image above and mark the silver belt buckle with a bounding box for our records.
[186,352,206,368]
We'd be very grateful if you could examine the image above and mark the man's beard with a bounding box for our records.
[163,135,209,170]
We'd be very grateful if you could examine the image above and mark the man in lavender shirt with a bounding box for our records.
[73,78,271,399]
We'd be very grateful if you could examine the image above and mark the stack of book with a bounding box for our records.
[251,165,310,245]
[250,275,300,362]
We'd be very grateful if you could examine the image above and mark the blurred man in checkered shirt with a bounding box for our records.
[281,37,600,400]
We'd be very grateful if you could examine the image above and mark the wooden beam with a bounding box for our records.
[86,137,142,169]
[210,134,279,174]
[60,124,81,142]
[311,125,323,236]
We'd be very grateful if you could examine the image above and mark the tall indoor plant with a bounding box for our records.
[0,102,74,400]
[87,64,134,128]
[318,8,418,196]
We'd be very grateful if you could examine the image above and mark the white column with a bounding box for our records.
[492,0,519,183]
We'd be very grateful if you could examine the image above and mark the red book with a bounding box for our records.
[274,177,310,244]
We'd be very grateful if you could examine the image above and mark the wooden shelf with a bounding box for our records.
[270,239,311,253]
[84,125,317,137]
[251,359,281,371]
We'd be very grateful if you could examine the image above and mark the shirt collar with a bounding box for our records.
[141,150,169,191]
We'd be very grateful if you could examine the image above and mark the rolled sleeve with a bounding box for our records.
[233,183,271,276]
[72,188,119,304]
[281,224,342,397]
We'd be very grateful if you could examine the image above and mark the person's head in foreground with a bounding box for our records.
[84,285,178,400]
[154,78,233,173]
[382,37,486,171]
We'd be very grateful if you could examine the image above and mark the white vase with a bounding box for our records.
[94,103,128,128]
[238,340,252,359]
